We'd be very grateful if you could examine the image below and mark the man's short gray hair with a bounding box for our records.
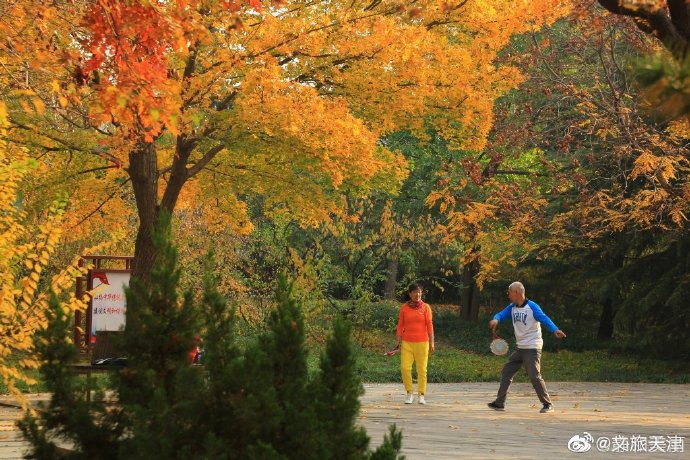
[508,281,525,295]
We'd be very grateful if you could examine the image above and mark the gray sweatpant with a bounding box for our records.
[495,348,551,406]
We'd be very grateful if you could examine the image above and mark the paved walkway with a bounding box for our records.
[359,383,690,459]
[0,383,688,459]
[0,394,49,460]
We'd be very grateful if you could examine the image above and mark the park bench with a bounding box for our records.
[68,331,126,401]
[69,331,126,374]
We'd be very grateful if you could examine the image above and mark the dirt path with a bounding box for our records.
[1,383,688,459]
[359,382,690,459]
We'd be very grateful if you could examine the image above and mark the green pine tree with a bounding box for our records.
[18,294,124,460]
[368,426,404,460]
[195,254,242,459]
[115,213,205,459]
[311,317,370,458]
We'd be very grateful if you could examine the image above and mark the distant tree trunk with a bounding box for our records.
[384,252,399,300]
[597,296,616,339]
[460,257,481,322]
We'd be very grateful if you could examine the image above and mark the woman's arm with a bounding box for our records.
[396,307,404,346]
[426,305,435,352]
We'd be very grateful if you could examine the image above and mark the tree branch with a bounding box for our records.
[493,169,548,177]
[32,165,124,191]
[71,178,131,229]
[250,7,400,59]
[9,121,91,153]
[187,144,226,178]
[598,0,688,58]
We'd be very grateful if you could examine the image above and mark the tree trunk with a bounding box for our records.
[460,258,481,322]
[384,252,399,300]
[128,136,195,283]
[469,278,481,320]
[597,296,616,340]
[597,0,690,61]
[129,143,160,284]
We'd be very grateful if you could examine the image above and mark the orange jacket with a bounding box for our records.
[396,302,433,342]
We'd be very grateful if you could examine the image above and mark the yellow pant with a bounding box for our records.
[401,340,429,395]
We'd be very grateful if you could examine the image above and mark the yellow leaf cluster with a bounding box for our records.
[0,131,111,406]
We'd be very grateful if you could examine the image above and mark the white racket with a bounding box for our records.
[490,333,509,356]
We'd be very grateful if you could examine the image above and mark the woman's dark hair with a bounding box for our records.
[407,283,422,293]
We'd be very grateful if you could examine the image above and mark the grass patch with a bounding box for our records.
[309,305,690,384]
[0,357,115,396]
[0,368,47,394]
[0,371,113,396]
[347,346,690,384]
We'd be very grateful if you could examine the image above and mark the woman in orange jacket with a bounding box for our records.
[395,283,434,404]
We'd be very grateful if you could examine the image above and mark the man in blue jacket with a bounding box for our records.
[488,281,567,413]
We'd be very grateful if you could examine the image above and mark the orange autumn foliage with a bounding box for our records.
[1,1,570,236]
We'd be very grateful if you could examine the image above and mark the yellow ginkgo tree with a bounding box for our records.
[0,104,97,405]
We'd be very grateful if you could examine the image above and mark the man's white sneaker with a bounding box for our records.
[418,395,426,405]
[404,393,414,404]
